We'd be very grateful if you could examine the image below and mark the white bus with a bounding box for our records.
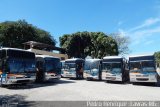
[102,56,129,82]
[0,48,36,86]
[36,55,61,82]
[129,54,159,84]
[62,58,84,79]
[84,59,102,80]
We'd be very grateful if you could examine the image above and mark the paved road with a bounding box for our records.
[0,78,160,101]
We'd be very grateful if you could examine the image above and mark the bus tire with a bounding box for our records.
[98,74,102,81]
[1,84,7,87]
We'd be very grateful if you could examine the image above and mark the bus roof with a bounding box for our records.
[0,47,33,53]
[85,59,102,62]
[103,56,123,59]
[65,58,84,61]
[36,55,60,59]
[129,54,154,58]
[60,60,65,62]
[129,54,154,62]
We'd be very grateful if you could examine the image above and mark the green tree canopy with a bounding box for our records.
[155,51,160,66]
[60,31,119,59]
[0,20,56,49]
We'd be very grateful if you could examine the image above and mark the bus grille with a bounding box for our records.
[16,80,30,83]
[136,78,149,81]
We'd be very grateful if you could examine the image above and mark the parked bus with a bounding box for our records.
[0,48,36,86]
[129,54,159,84]
[102,56,129,82]
[36,55,61,82]
[84,59,102,80]
[62,58,84,79]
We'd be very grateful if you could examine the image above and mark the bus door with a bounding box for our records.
[76,62,83,78]
[36,60,44,82]
[0,59,9,85]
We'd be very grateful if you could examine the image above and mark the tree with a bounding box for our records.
[59,31,119,59]
[0,20,56,49]
[110,33,130,56]
[155,51,160,67]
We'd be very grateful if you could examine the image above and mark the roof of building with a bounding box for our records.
[23,41,65,52]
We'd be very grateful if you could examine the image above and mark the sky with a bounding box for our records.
[0,0,160,55]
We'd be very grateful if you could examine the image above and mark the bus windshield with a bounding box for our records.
[130,62,141,72]
[84,61,90,70]
[103,62,121,73]
[65,63,76,73]
[103,63,111,72]
[24,59,36,73]
[45,58,61,73]
[91,62,99,70]
[7,58,24,73]
[141,61,155,72]
[130,61,156,73]
[111,63,121,73]
[65,63,76,69]
[7,58,36,73]
[84,61,99,70]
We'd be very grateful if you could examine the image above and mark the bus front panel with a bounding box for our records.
[0,49,36,85]
[102,62,123,81]
[129,60,157,83]
[84,61,101,80]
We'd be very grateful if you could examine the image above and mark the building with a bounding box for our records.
[23,41,68,60]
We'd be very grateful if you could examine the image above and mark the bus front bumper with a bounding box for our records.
[45,74,61,81]
[86,74,99,80]
[62,73,76,78]
[130,74,157,83]
[105,75,122,81]
[102,73,122,81]
[3,77,36,85]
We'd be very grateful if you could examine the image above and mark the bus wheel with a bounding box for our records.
[1,84,7,87]
[76,74,79,80]
[106,80,110,83]
[98,74,101,81]
[81,74,84,79]
[155,81,160,87]
[156,76,160,87]
[132,82,136,85]
[86,78,90,81]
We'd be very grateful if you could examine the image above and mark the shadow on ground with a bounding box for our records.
[0,94,37,107]
[104,80,129,85]
[132,82,160,87]
[3,79,76,90]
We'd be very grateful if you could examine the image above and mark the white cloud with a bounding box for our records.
[118,17,160,48]
[128,17,160,32]
[128,26,160,46]
[118,29,127,37]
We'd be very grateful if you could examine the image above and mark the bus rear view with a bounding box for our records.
[0,48,36,86]
[129,55,159,84]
